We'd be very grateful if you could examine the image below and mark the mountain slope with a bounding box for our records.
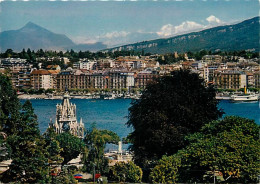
[103,16,259,53]
[0,22,107,52]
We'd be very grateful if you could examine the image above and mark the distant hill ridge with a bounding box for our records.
[0,22,107,52]
[0,17,259,53]
[103,16,260,53]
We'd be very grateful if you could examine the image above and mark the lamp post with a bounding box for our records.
[93,163,96,184]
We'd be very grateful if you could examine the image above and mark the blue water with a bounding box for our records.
[20,99,260,138]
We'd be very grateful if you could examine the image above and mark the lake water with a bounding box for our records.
[20,99,260,138]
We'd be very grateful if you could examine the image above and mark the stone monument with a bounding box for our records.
[49,92,84,138]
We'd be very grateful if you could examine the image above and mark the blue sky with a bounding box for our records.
[0,0,258,47]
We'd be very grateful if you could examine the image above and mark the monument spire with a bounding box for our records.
[49,92,84,138]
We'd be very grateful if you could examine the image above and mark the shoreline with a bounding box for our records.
[17,94,139,100]
[18,94,232,100]
[18,93,259,101]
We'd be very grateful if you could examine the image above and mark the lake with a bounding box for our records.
[20,99,260,138]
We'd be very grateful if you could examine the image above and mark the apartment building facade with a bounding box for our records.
[214,70,247,89]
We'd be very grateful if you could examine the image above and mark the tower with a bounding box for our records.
[49,92,84,138]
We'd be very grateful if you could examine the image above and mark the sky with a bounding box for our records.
[0,0,259,48]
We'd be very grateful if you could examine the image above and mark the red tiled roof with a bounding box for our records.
[31,70,50,75]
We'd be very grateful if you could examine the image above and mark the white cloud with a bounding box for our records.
[157,21,204,37]
[72,36,98,44]
[174,21,204,34]
[157,24,175,37]
[206,15,221,24]
[157,15,223,37]
[73,15,224,47]
[100,31,129,39]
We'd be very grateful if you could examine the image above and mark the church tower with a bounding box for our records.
[49,92,84,138]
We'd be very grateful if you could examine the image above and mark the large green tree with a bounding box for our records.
[0,75,49,183]
[56,132,85,165]
[150,116,260,183]
[43,128,64,166]
[5,101,48,183]
[127,69,223,166]
[0,74,21,135]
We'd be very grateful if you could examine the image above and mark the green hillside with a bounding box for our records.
[103,16,259,54]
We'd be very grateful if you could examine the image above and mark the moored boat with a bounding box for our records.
[230,86,259,102]
[230,94,259,102]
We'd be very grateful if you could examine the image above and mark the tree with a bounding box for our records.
[52,166,77,184]
[5,100,48,183]
[3,49,14,58]
[109,161,143,183]
[56,132,84,165]
[150,116,260,183]
[127,70,223,166]
[43,128,64,166]
[0,74,21,135]
[83,126,120,174]
[149,155,180,183]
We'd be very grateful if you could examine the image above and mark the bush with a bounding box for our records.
[109,161,143,183]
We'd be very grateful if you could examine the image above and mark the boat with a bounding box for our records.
[230,94,259,102]
[230,86,259,102]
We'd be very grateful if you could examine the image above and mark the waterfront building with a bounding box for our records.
[88,71,109,89]
[56,69,75,90]
[49,92,84,138]
[135,70,159,89]
[214,70,247,89]
[48,70,60,89]
[254,71,260,88]
[108,71,135,91]
[30,70,52,90]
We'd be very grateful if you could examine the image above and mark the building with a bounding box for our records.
[214,70,247,89]
[11,70,31,89]
[108,71,135,91]
[73,60,96,70]
[30,70,52,90]
[254,71,260,88]
[46,65,61,71]
[203,63,219,84]
[202,55,223,63]
[135,70,159,89]
[49,92,84,138]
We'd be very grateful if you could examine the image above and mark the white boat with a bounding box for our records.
[230,86,259,102]
[230,94,259,102]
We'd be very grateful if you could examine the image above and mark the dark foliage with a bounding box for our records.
[0,74,21,135]
[127,70,224,166]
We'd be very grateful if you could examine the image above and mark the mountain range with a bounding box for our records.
[0,17,259,53]
[103,16,260,53]
[0,22,107,52]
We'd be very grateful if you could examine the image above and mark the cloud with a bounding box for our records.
[206,15,221,24]
[100,31,130,39]
[157,24,175,37]
[157,15,222,37]
[72,36,98,44]
[157,21,204,37]
[174,21,204,34]
[73,15,223,47]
